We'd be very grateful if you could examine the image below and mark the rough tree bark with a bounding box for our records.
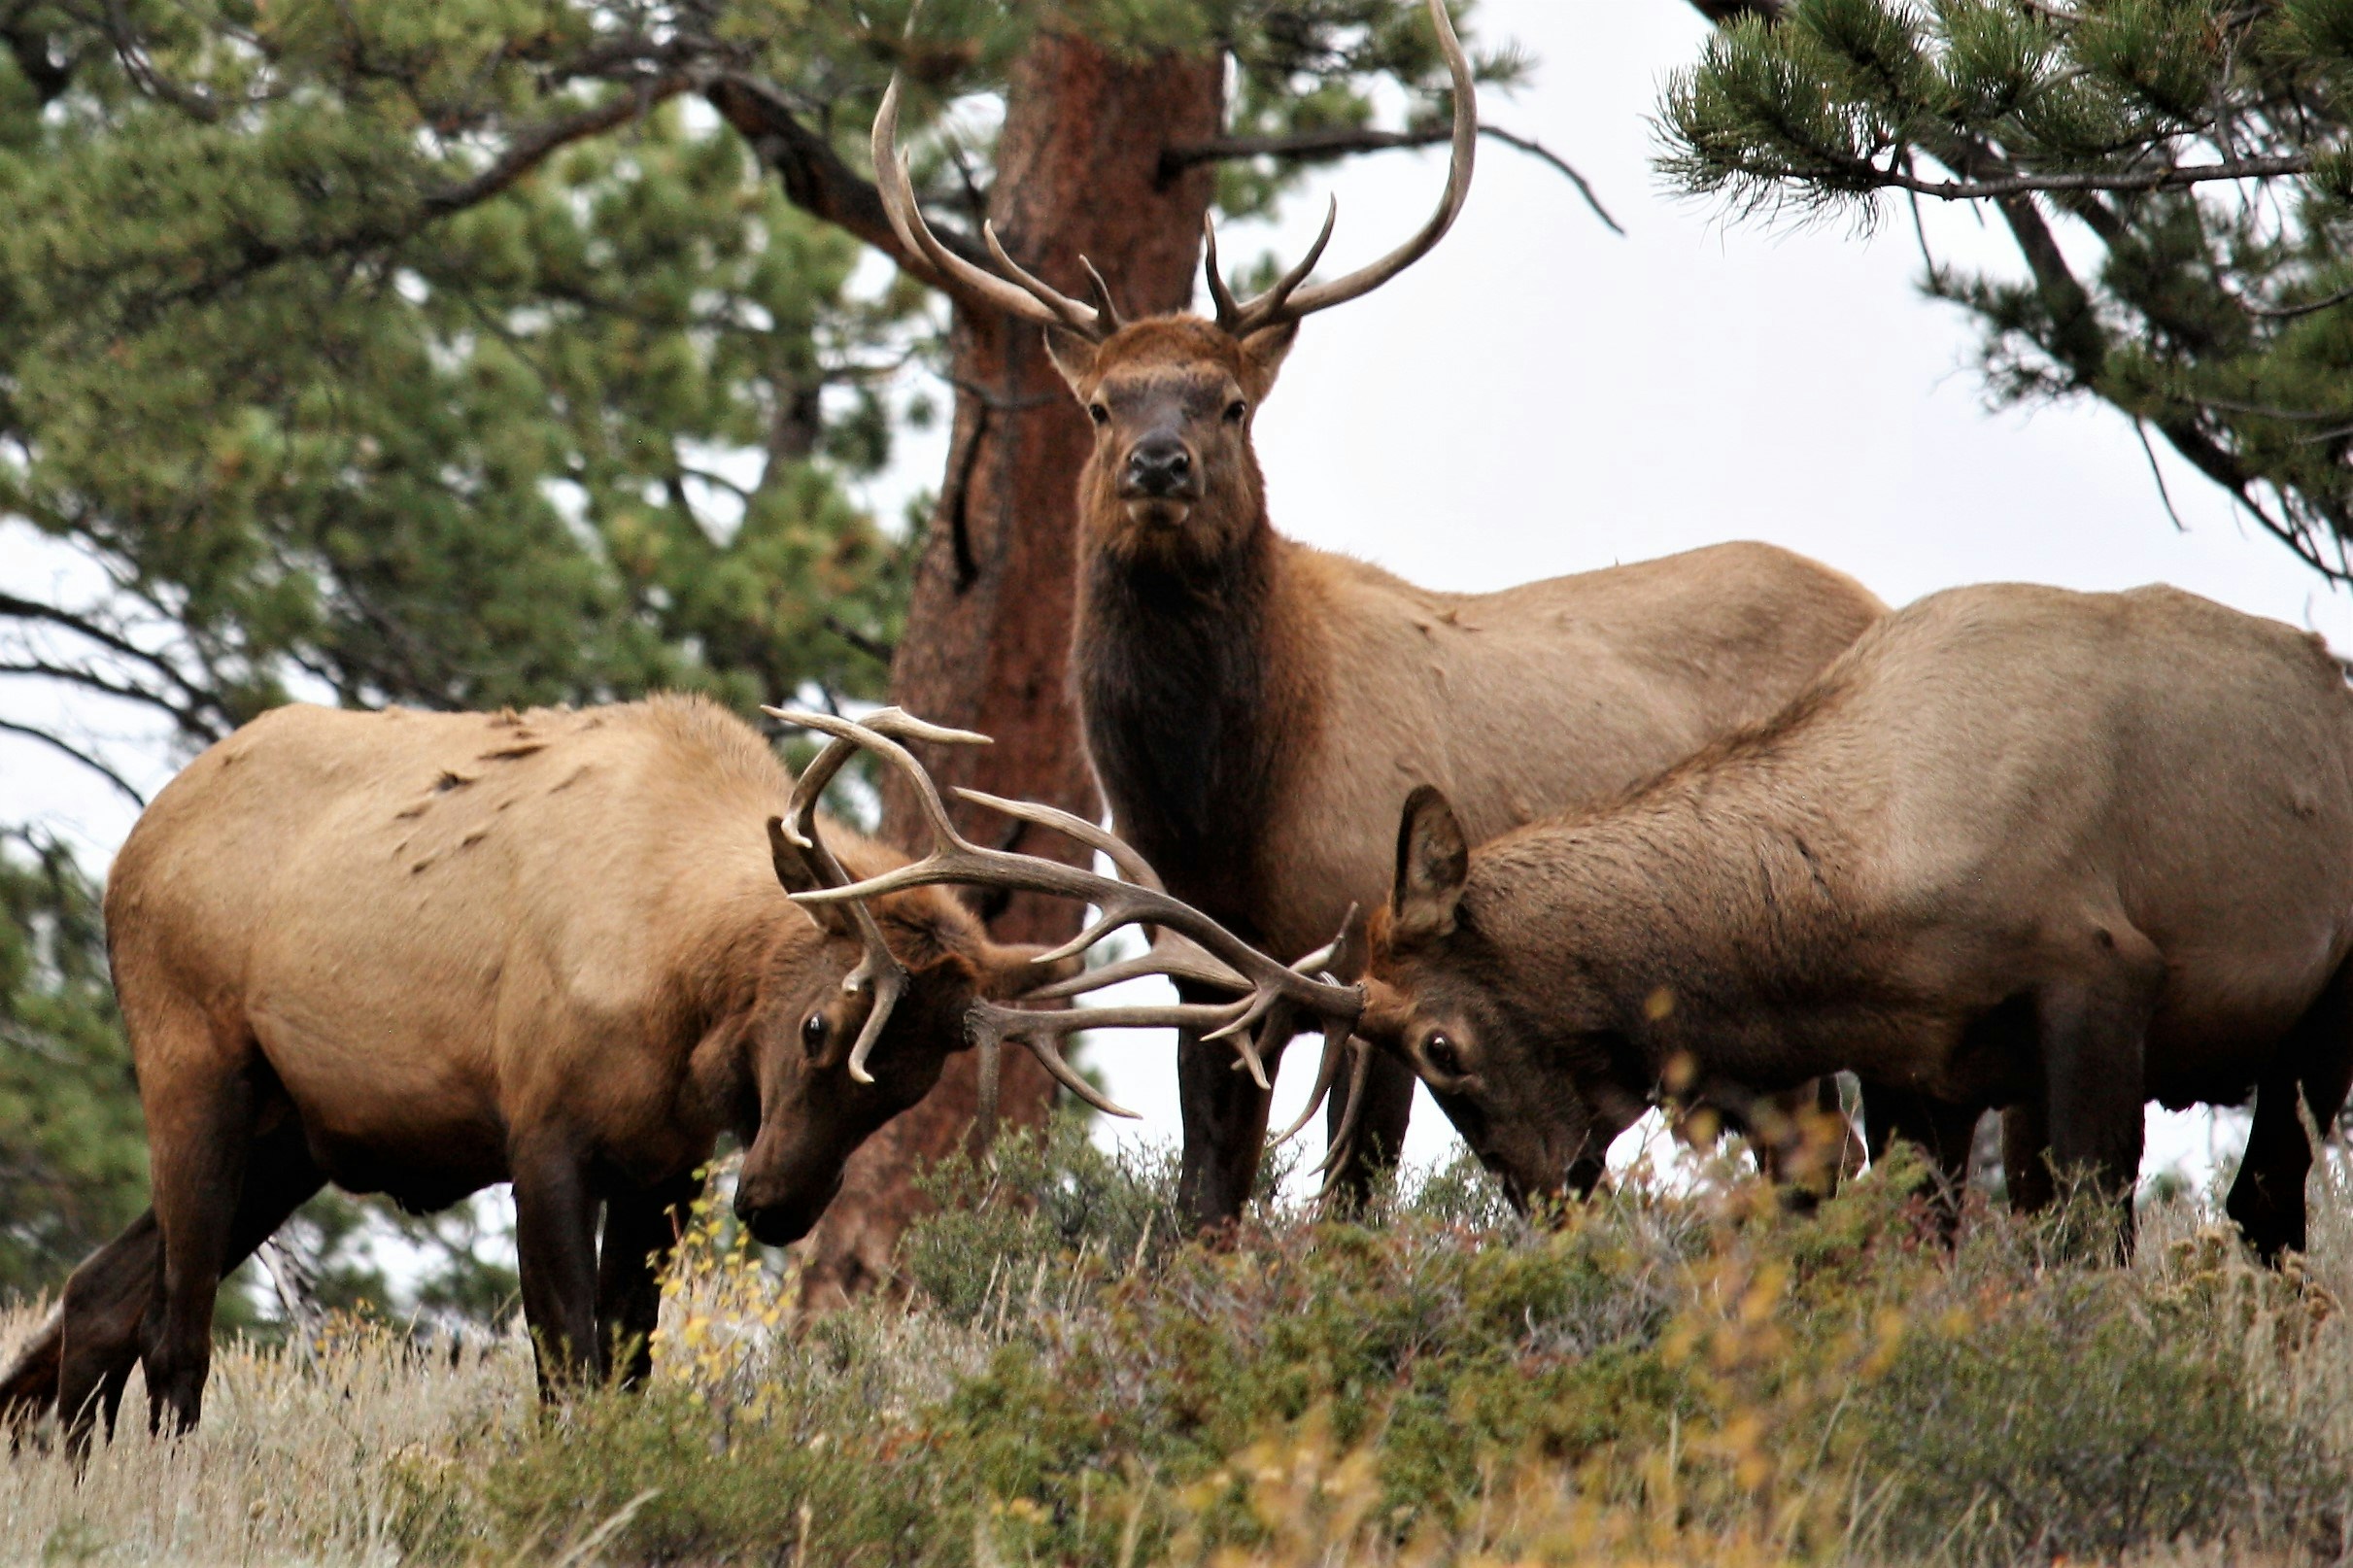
[795,34,1225,1311]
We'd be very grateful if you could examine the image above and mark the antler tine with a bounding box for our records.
[1225,0,1475,335]
[1203,216,1243,331]
[978,221,1111,338]
[1025,934,1246,1002]
[1078,256,1127,333]
[1312,1036,1379,1189]
[872,77,1112,340]
[1263,908,1363,1143]
[1225,198,1337,334]
[1270,1015,1358,1146]
[965,1002,1147,1119]
[954,788,1165,892]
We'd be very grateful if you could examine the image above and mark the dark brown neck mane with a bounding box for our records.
[1074,515,1308,937]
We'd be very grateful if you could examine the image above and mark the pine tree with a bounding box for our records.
[0,1,1586,1309]
[1661,0,2353,580]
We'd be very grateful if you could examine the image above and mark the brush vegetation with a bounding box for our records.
[3,1119,2349,1566]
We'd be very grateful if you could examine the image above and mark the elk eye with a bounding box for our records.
[1223,398,1247,424]
[1088,402,1110,426]
[1422,1032,1464,1078]
[801,1011,830,1056]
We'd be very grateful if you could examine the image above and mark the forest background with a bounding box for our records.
[6,0,2351,1326]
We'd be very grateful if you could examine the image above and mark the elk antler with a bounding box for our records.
[871,74,1122,340]
[764,707,1365,1120]
[779,706,991,1085]
[871,0,1471,349]
[1207,0,1477,338]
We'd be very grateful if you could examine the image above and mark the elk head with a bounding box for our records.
[1342,786,1653,1210]
[730,710,1078,1245]
[870,0,1476,569]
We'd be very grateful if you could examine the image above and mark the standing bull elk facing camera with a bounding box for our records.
[873,0,1886,1226]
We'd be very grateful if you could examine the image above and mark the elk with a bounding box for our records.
[0,696,1102,1442]
[871,0,1887,1226]
[1321,583,2353,1261]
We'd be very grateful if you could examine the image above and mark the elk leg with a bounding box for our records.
[1322,1051,1415,1216]
[1174,1017,1278,1234]
[1999,1097,2056,1213]
[512,1139,602,1395]
[139,1032,275,1436]
[597,1172,703,1390]
[1858,1082,1982,1234]
[2226,955,2353,1264]
[49,1210,160,1448]
[77,1100,321,1445]
[2036,962,2158,1262]
[2226,1069,2312,1264]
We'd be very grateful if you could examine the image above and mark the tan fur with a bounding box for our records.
[1368,584,2353,1257]
[18,695,1053,1437]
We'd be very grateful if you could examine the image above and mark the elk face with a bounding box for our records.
[733,841,1072,1246]
[1045,319,1296,568]
[1362,787,1651,1212]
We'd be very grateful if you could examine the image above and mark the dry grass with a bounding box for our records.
[0,1137,2349,1566]
[0,1312,532,1564]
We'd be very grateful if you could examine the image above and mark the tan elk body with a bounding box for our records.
[872,0,1884,1223]
[1359,583,2353,1257]
[1,696,1069,1438]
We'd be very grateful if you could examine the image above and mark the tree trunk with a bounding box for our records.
[795,34,1224,1312]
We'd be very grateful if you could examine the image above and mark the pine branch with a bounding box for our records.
[0,590,223,722]
[423,80,692,215]
[0,658,216,738]
[704,72,988,291]
[1686,0,1788,20]
[1817,152,2315,203]
[1164,122,1623,234]
[0,720,147,806]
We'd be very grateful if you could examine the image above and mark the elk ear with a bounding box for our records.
[977,941,1084,1001]
[1239,322,1300,392]
[768,816,855,938]
[1391,786,1469,945]
[1042,325,1099,394]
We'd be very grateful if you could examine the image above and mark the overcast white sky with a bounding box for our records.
[0,0,2320,1198]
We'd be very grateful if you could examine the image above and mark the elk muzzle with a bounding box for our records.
[734,1166,843,1247]
[1121,432,1201,522]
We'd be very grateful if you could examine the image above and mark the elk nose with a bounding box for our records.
[1125,436,1194,498]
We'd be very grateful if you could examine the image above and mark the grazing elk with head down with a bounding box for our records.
[0,697,1098,1442]
[870,0,1886,1224]
[1313,583,2353,1261]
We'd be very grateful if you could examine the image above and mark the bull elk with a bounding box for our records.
[1320,583,2353,1260]
[871,0,1886,1226]
[0,696,1103,1441]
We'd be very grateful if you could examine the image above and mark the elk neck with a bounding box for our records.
[1474,754,1872,1081]
[1074,504,1324,933]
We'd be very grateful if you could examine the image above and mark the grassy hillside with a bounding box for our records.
[3,1123,2347,1566]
